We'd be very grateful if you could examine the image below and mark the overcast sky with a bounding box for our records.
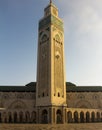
[0,0,102,86]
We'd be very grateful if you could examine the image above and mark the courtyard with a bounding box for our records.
[0,123,102,130]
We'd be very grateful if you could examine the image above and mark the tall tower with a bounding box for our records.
[36,1,67,124]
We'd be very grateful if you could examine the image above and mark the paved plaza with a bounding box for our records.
[0,123,102,130]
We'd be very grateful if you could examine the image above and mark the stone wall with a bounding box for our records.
[67,92,102,109]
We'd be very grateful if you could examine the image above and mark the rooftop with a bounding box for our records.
[0,82,102,92]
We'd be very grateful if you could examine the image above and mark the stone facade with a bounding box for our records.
[67,92,102,109]
[0,1,102,124]
[0,84,102,123]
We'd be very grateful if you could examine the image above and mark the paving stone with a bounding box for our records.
[0,123,102,130]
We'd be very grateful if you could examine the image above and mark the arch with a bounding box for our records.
[2,94,9,99]
[74,111,78,123]
[42,109,48,124]
[31,111,36,123]
[42,92,45,97]
[86,112,90,123]
[40,32,49,45]
[80,111,84,123]
[55,34,61,42]
[75,100,92,108]
[93,94,99,100]
[0,112,2,123]
[41,34,48,42]
[67,111,72,123]
[58,92,60,97]
[56,109,62,124]
[8,112,12,123]
[14,112,18,123]
[77,94,85,99]
[19,111,24,123]
[97,112,100,122]
[91,112,95,122]
[25,111,30,123]
[8,100,27,109]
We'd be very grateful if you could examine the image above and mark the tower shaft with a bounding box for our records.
[36,2,66,107]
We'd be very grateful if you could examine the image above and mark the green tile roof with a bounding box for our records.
[0,82,36,92]
[0,82,102,92]
[66,82,102,92]
[66,85,102,92]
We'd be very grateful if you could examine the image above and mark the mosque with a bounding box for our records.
[0,0,102,124]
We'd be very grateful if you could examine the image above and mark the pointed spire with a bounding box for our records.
[50,0,52,4]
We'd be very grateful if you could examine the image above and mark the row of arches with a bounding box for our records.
[0,111,36,123]
[42,109,62,124]
[1,110,102,124]
[0,109,63,124]
[67,111,102,123]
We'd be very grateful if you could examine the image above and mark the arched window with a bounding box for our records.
[42,92,45,97]
[58,92,60,97]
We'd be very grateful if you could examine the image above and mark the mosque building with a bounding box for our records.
[0,0,102,124]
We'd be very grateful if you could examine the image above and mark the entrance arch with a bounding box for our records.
[42,110,48,124]
[97,112,100,122]
[74,111,78,123]
[56,110,62,124]
[80,111,84,123]
[86,112,90,123]
[91,112,95,122]
[67,111,72,123]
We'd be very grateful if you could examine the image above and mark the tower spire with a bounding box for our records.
[50,0,52,4]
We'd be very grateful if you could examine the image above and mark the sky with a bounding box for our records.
[0,0,102,86]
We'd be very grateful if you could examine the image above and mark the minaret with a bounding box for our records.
[36,1,67,123]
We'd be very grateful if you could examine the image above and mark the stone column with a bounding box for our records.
[36,107,40,124]
[52,108,56,124]
[64,108,67,123]
[84,112,86,123]
[49,108,51,123]
[49,107,55,124]
[62,107,67,124]
[72,112,74,123]
[78,112,80,123]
